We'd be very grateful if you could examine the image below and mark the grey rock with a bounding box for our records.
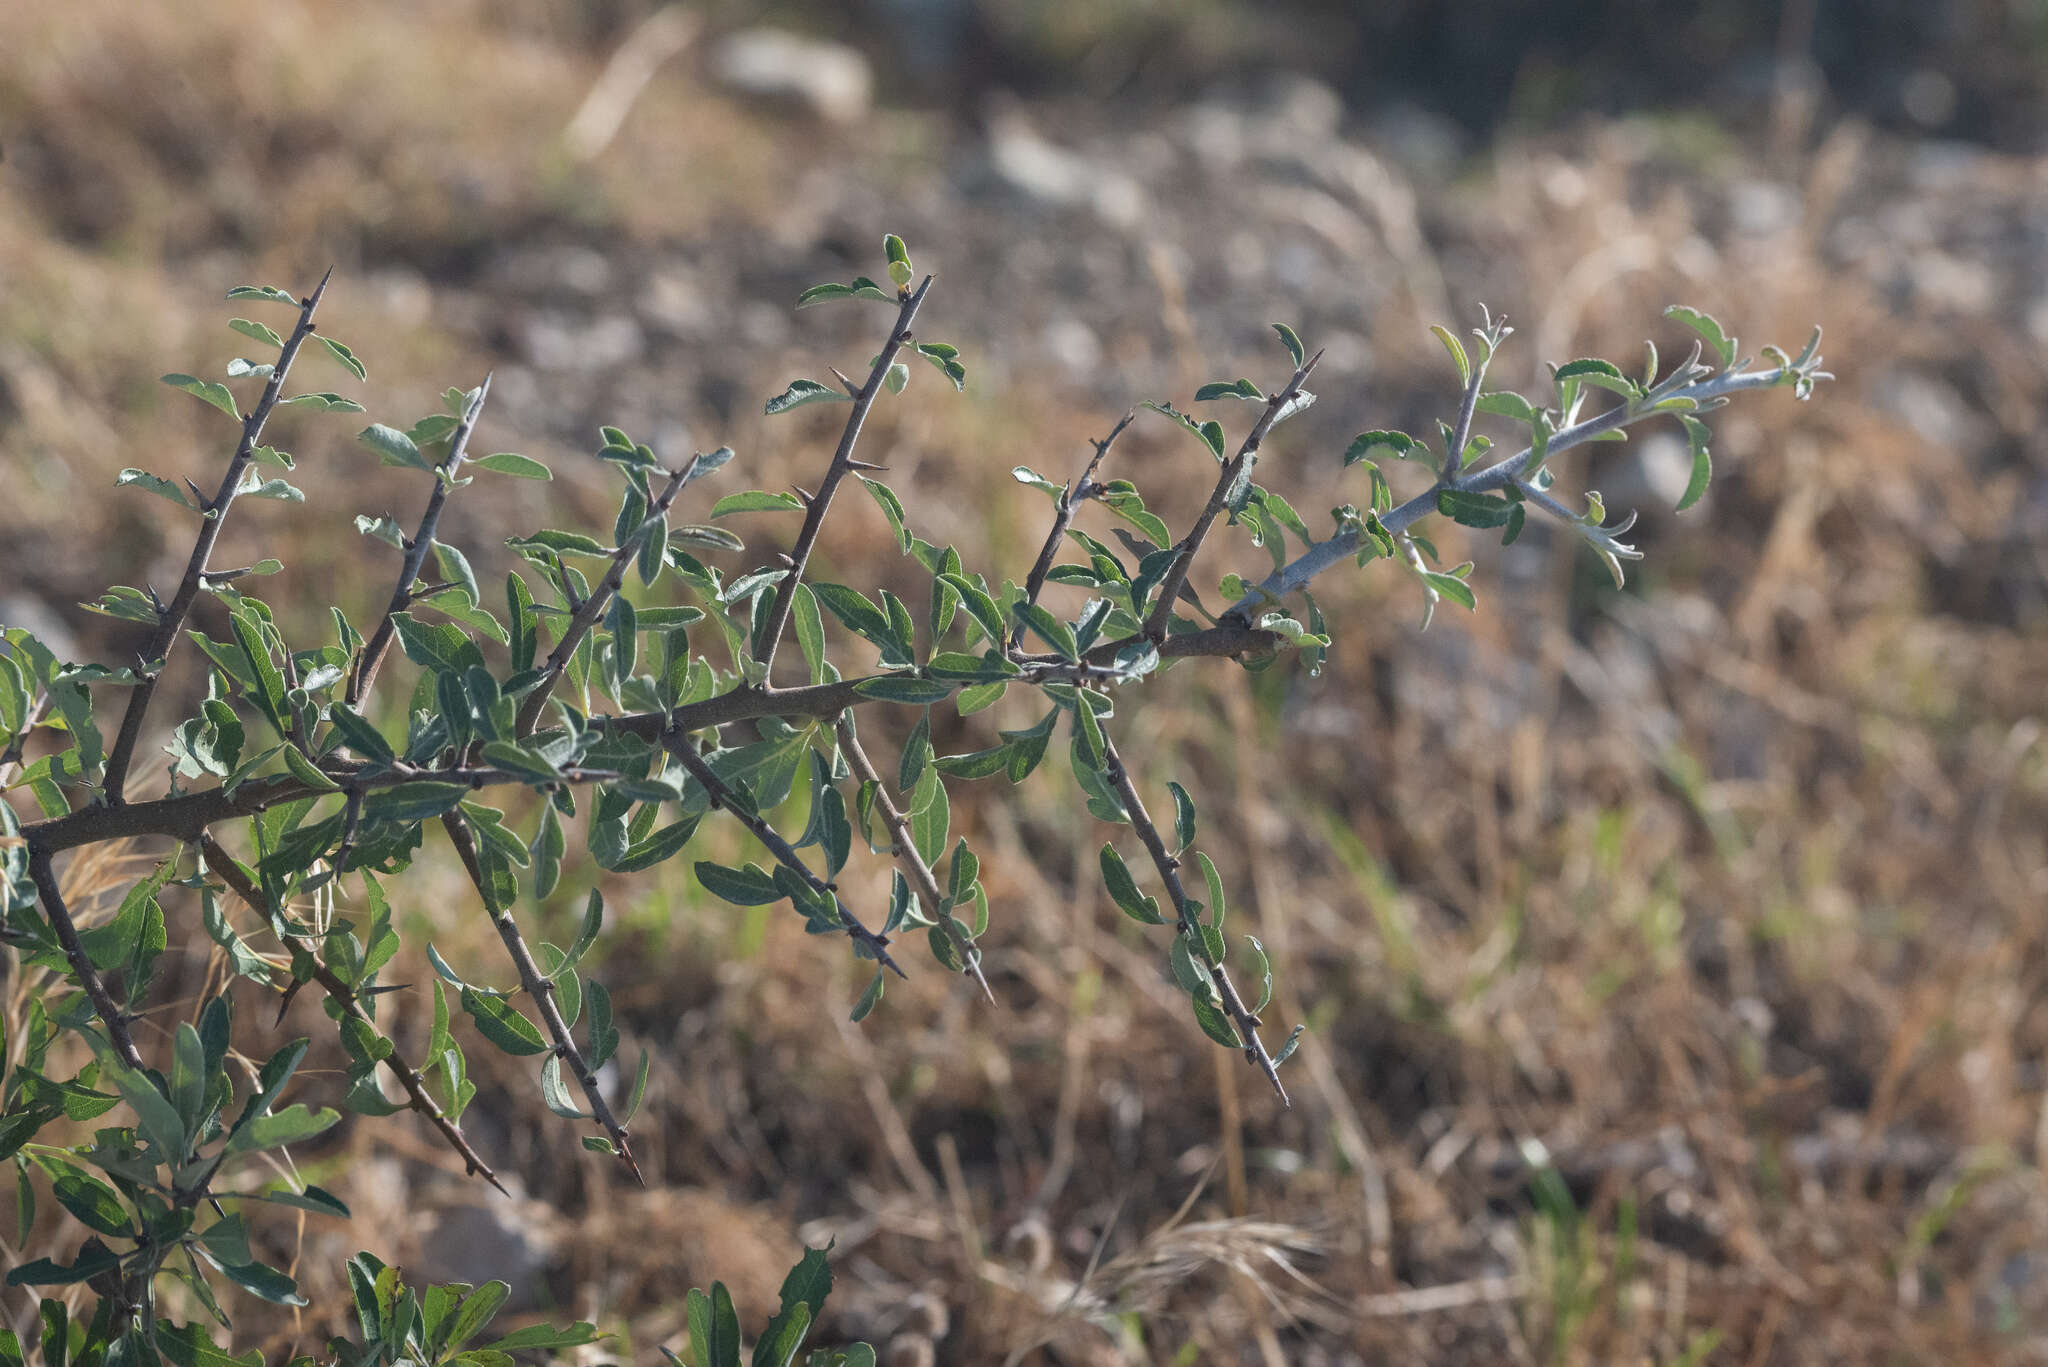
[709,28,872,125]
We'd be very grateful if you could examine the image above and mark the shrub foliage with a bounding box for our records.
[0,236,1827,1364]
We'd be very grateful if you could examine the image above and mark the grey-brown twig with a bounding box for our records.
[1011,410,1137,651]
[103,269,334,803]
[1098,733,1287,1102]
[513,454,701,737]
[346,375,492,705]
[662,729,904,977]
[27,845,146,1071]
[1140,349,1321,642]
[835,717,990,1001]
[753,277,932,683]
[437,811,644,1183]
[197,834,506,1193]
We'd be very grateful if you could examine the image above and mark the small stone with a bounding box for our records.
[709,28,872,125]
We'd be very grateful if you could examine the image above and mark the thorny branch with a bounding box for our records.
[834,717,990,1001]
[752,276,932,684]
[512,453,704,737]
[1011,410,1137,651]
[196,834,506,1193]
[661,728,904,978]
[103,269,334,803]
[1140,348,1322,641]
[340,367,640,1178]
[1097,733,1287,1102]
[27,845,146,1071]
[346,375,493,705]
[437,810,644,1183]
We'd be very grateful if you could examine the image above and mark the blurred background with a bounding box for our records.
[3,1,2046,1362]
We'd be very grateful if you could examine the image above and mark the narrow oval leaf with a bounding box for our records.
[764,380,853,416]
[161,373,241,422]
[472,452,551,479]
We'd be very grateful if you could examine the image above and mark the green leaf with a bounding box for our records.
[1676,414,1712,512]
[162,373,241,422]
[540,1054,589,1119]
[849,970,884,1023]
[507,528,609,558]
[225,284,297,305]
[852,675,954,705]
[472,452,551,479]
[442,1281,512,1356]
[1192,996,1242,1048]
[1435,488,1516,529]
[1168,782,1196,854]
[1474,390,1536,422]
[6,1241,121,1287]
[232,473,302,502]
[115,469,198,511]
[49,1165,129,1237]
[459,989,549,1057]
[1429,326,1470,386]
[280,744,340,792]
[1421,571,1477,611]
[856,476,912,554]
[1010,465,1064,498]
[1344,430,1415,465]
[884,233,913,289]
[1013,602,1077,660]
[938,574,1004,644]
[792,583,827,684]
[1272,322,1306,367]
[915,342,966,391]
[1242,934,1273,1014]
[225,1103,340,1154]
[909,767,949,866]
[1553,357,1626,383]
[278,391,364,413]
[480,1320,602,1353]
[1664,304,1736,369]
[317,336,366,381]
[357,424,429,471]
[694,861,783,907]
[362,781,467,823]
[228,318,284,348]
[753,1246,833,1367]
[1195,378,1263,401]
[764,380,852,415]
[710,491,805,517]
[1100,845,1163,924]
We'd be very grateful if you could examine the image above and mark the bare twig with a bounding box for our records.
[437,811,644,1183]
[661,730,904,977]
[346,375,492,705]
[27,844,145,1070]
[753,277,932,683]
[1096,733,1286,1101]
[1010,410,1136,651]
[103,269,334,803]
[196,834,506,1193]
[1141,349,1322,641]
[513,454,701,737]
[835,717,990,1002]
